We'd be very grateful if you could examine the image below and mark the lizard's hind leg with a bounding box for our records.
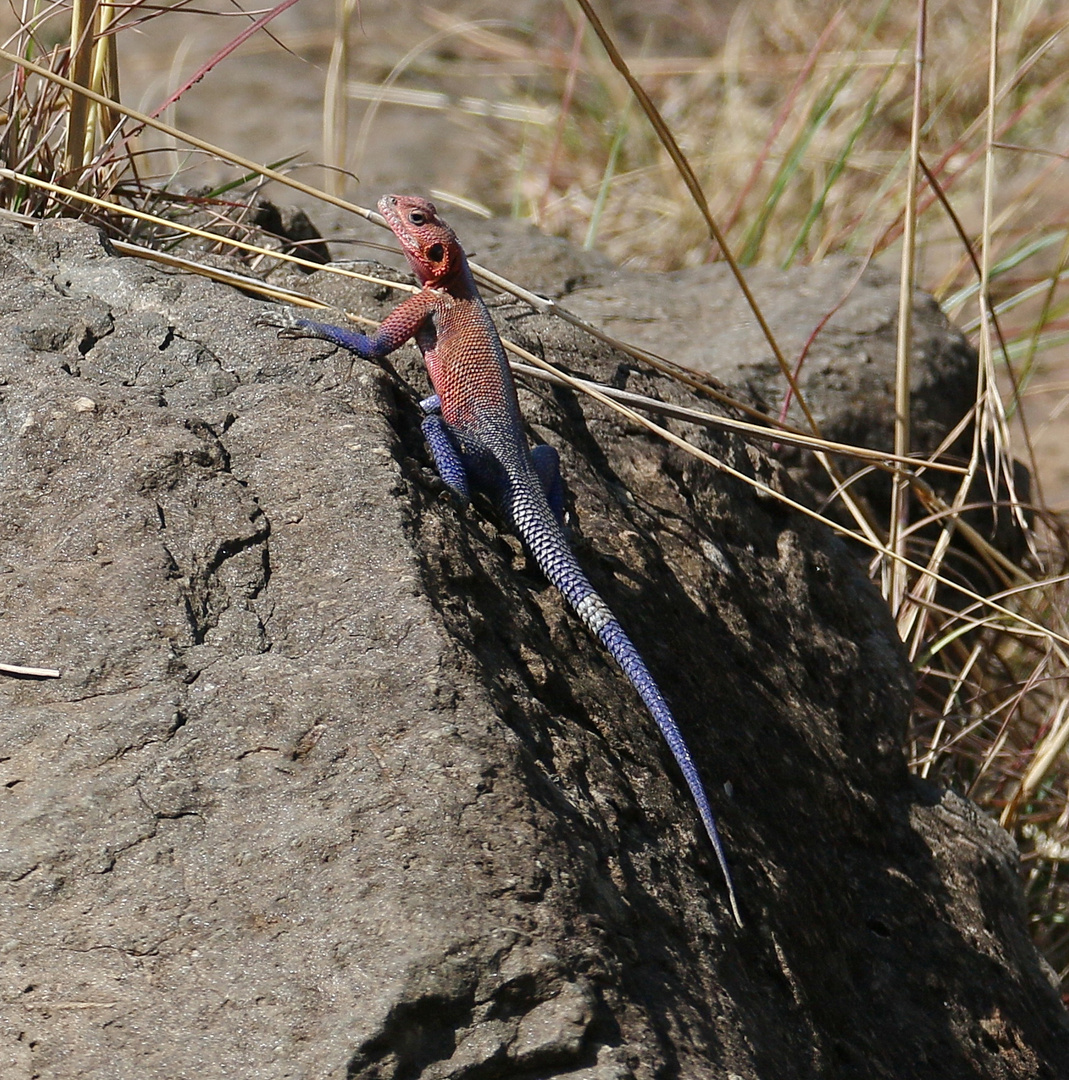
[531,444,566,525]
[420,414,470,503]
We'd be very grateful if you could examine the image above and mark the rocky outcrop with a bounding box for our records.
[1,220,1065,1078]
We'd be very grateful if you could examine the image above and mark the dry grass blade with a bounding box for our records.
[109,238,331,307]
[916,154,1046,512]
[1000,697,1069,828]
[888,0,926,613]
[571,0,809,430]
[510,361,968,475]
[324,0,358,197]
[64,0,95,176]
[148,0,303,120]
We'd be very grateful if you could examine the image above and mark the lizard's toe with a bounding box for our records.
[254,307,308,335]
[416,466,470,508]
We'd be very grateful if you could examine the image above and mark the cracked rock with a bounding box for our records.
[1,219,1066,1079]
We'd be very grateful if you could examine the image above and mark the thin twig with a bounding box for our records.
[0,662,60,678]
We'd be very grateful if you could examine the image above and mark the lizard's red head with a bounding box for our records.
[378,194,463,287]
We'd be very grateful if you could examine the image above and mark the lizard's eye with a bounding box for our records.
[409,210,426,225]
[427,243,445,262]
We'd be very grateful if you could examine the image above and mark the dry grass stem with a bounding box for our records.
[0,662,61,678]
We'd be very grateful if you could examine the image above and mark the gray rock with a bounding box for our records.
[1,220,1065,1078]
[559,254,1028,566]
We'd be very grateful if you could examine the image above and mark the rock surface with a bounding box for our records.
[1,219,1066,1078]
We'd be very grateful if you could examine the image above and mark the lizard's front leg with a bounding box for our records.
[256,309,390,358]
[257,290,438,361]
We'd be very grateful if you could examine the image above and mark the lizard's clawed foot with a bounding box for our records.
[411,460,470,510]
[255,307,320,339]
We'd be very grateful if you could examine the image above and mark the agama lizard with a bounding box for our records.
[261,194,742,925]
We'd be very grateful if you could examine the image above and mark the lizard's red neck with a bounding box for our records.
[378,194,467,289]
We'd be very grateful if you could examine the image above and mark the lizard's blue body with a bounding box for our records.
[264,194,742,925]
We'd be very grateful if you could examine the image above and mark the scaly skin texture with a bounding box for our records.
[265,194,742,925]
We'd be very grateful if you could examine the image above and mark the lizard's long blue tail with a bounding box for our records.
[513,488,743,926]
[591,607,743,927]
